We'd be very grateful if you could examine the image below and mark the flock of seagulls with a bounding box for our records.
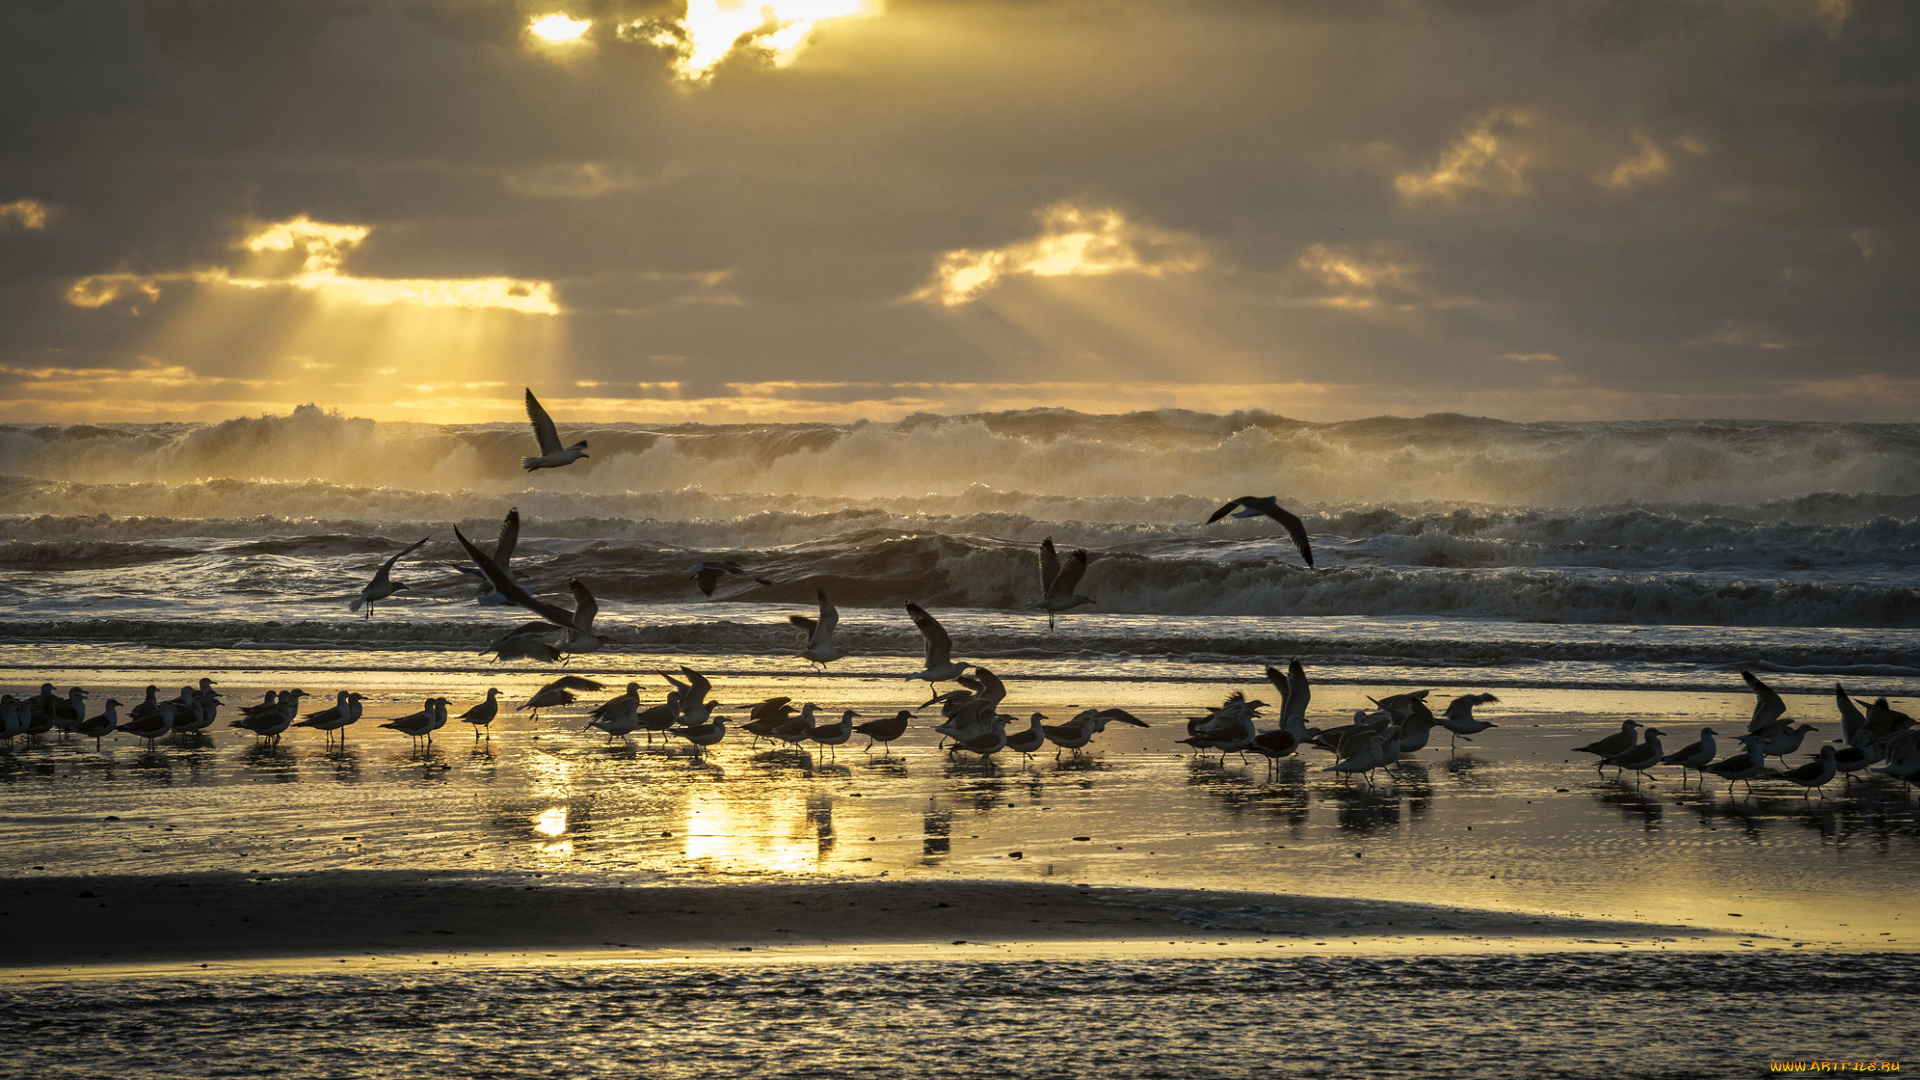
[1572,670,1920,797]
[12,388,1920,809]
[334,389,1321,671]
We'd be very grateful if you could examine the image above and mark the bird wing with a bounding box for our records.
[1286,659,1311,722]
[493,508,521,567]
[1204,499,1244,525]
[906,601,952,665]
[568,579,598,633]
[680,665,712,708]
[972,665,1007,706]
[1259,501,1314,567]
[525,389,563,454]
[814,588,839,644]
[1050,548,1089,597]
[546,675,605,693]
[1097,707,1149,728]
[1742,669,1786,728]
[454,525,583,633]
[1039,537,1061,593]
[789,614,817,637]
[372,536,430,585]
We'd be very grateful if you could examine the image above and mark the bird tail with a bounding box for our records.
[348,596,364,612]
[521,456,543,471]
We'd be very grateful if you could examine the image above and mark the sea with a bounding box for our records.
[3,407,1917,1077]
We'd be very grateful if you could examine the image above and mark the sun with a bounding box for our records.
[529,14,591,43]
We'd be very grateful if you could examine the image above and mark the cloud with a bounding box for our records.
[0,199,48,232]
[914,203,1205,307]
[1396,110,1536,203]
[1688,320,1800,350]
[622,0,881,84]
[502,162,645,199]
[66,215,560,315]
[1598,133,1669,189]
[1291,243,1422,310]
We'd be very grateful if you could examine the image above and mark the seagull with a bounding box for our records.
[519,675,605,719]
[586,690,641,743]
[556,579,604,657]
[380,698,446,748]
[1573,720,1642,773]
[1265,660,1311,731]
[1774,745,1840,799]
[1032,537,1094,630]
[459,688,502,741]
[853,709,913,755]
[664,666,716,725]
[1204,496,1314,567]
[1742,670,1788,733]
[672,715,728,756]
[1748,721,1819,766]
[1704,740,1769,795]
[806,708,857,760]
[117,699,175,749]
[791,587,848,669]
[470,508,522,606]
[522,388,588,472]
[454,525,586,636]
[686,560,773,597]
[483,622,563,663]
[1660,727,1718,787]
[1834,683,1869,747]
[1606,728,1665,787]
[903,602,969,687]
[1436,693,1499,748]
[296,690,364,745]
[76,699,122,750]
[350,536,431,617]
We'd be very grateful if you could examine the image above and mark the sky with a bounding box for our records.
[0,0,1914,424]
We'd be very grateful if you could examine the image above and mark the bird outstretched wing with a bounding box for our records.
[568,579,598,633]
[493,508,521,567]
[372,536,430,586]
[906,601,951,665]
[454,525,583,633]
[1050,548,1089,597]
[526,389,563,455]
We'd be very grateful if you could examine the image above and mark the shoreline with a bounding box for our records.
[0,871,1759,979]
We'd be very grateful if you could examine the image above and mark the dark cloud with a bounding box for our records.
[0,0,1914,421]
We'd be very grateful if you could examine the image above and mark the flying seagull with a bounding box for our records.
[903,601,969,687]
[468,507,522,605]
[522,389,589,472]
[686,560,773,597]
[1205,496,1313,567]
[454,524,585,635]
[791,587,849,669]
[1032,537,1094,630]
[349,536,431,617]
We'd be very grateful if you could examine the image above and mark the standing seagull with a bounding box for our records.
[1205,496,1314,567]
[1032,537,1094,630]
[791,587,849,669]
[350,537,431,617]
[522,389,589,472]
[903,602,969,687]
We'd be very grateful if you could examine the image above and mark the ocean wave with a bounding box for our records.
[5,406,1920,506]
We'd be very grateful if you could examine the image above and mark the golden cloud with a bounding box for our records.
[66,215,560,315]
[625,0,882,84]
[1396,110,1535,203]
[914,203,1205,307]
[0,198,49,231]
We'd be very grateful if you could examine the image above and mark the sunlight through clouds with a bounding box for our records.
[914,204,1204,307]
[626,0,882,83]
[66,216,559,315]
